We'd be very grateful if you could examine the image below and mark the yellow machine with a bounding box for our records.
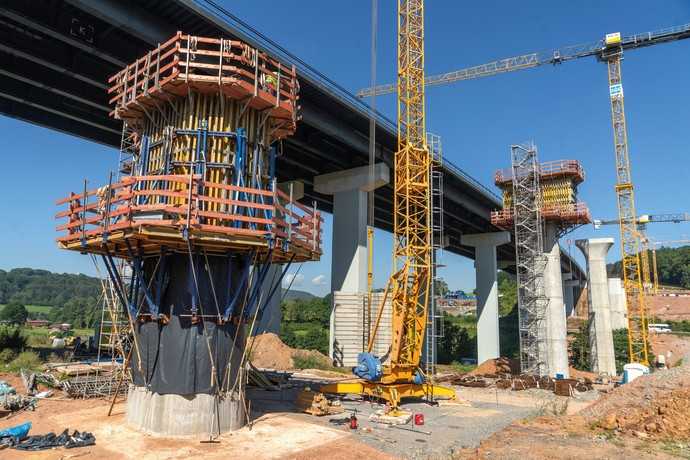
[321,0,455,410]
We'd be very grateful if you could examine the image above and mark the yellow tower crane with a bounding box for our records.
[322,0,455,411]
[358,22,690,366]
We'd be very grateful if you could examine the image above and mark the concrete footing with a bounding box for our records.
[126,386,245,436]
[576,238,617,376]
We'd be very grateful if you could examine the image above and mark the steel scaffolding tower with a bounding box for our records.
[97,261,133,377]
[511,143,549,375]
[425,133,444,377]
[117,122,139,179]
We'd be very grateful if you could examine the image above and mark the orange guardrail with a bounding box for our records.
[106,32,299,140]
[55,175,321,261]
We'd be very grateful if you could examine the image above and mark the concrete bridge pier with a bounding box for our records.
[461,231,510,365]
[607,277,628,330]
[544,223,569,378]
[576,238,617,376]
[315,164,389,294]
[314,164,390,361]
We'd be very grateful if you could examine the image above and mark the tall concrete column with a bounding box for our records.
[315,164,389,362]
[576,238,617,376]
[461,231,511,365]
[607,277,628,330]
[315,164,389,293]
[543,223,569,378]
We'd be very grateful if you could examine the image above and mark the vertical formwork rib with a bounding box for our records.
[511,143,549,375]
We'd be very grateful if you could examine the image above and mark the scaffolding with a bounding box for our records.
[510,143,549,375]
[97,261,133,367]
[425,133,444,377]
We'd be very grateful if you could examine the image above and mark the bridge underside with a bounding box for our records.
[0,0,585,282]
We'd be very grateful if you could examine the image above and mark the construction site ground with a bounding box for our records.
[1,333,689,459]
[0,372,596,460]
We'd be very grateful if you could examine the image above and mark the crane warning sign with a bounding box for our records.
[609,84,623,99]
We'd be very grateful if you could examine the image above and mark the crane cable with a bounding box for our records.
[366,0,378,348]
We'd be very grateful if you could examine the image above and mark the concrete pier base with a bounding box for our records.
[126,386,245,436]
[461,231,510,365]
[576,238,617,376]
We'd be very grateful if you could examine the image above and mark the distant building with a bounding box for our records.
[26,319,50,328]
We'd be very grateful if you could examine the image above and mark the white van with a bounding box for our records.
[648,323,672,333]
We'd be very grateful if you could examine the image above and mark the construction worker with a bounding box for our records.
[264,73,277,93]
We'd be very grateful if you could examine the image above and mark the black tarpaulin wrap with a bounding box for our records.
[130,253,248,395]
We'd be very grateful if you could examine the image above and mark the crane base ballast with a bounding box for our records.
[320,380,456,409]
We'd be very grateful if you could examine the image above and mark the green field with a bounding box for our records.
[0,304,53,314]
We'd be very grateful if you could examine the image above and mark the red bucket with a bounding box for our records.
[414,413,424,426]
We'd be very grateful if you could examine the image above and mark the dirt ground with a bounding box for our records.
[646,293,690,321]
[0,387,390,460]
[650,332,690,366]
[2,334,689,459]
[456,348,690,460]
[248,333,331,370]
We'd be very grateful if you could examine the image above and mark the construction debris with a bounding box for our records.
[12,429,95,451]
[369,409,413,425]
[2,394,37,413]
[295,390,344,416]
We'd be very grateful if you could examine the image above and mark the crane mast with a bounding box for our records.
[603,35,649,365]
[389,0,432,378]
[321,0,456,410]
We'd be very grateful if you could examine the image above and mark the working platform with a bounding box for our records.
[491,159,591,229]
[56,174,321,262]
[108,32,298,141]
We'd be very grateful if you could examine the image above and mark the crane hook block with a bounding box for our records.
[353,353,383,381]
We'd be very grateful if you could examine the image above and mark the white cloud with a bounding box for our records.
[311,274,326,286]
[282,273,304,288]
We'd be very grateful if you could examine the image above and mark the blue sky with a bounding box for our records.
[1,1,689,296]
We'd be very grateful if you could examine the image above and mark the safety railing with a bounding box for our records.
[107,32,299,135]
[55,175,321,257]
[491,202,591,227]
[494,159,585,185]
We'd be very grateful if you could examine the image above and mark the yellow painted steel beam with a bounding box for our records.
[320,380,456,408]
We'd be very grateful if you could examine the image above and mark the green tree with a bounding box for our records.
[434,278,449,297]
[497,271,517,317]
[436,319,476,364]
[0,301,28,324]
[571,321,655,374]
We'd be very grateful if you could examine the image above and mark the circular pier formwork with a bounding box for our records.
[55,33,321,437]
